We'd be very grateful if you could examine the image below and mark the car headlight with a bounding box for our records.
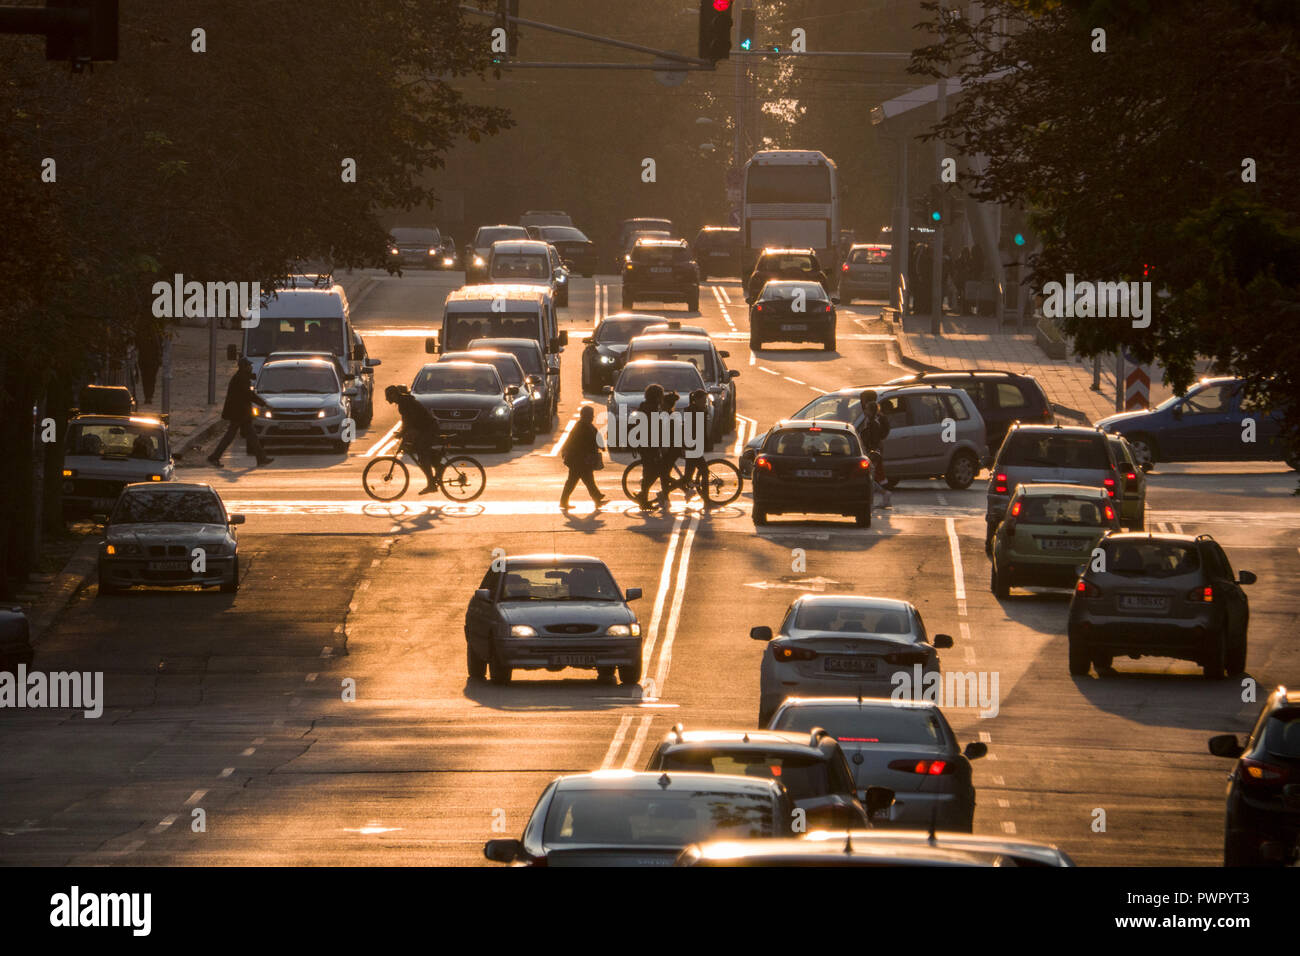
[317,409,328,418]
[599,355,615,364]
[510,625,537,638]
[428,248,438,255]
[389,247,400,256]
[443,257,454,267]
[63,468,76,478]
[253,407,271,418]
[493,406,509,417]
[473,255,485,267]
[606,623,641,637]
[531,389,543,401]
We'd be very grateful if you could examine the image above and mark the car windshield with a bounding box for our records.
[477,226,528,245]
[538,227,586,242]
[257,365,338,394]
[628,349,710,378]
[1016,495,1109,526]
[793,604,910,634]
[658,752,830,802]
[1102,540,1200,577]
[500,564,622,601]
[68,422,167,462]
[392,228,439,246]
[1001,433,1110,469]
[444,314,540,352]
[766,429,859,457]
[471,342,542,375]
[245,316,344,358]
[617,365,705,393]
[111,489,224,525]
[544,788,775,846]
[444,355,522,386]
[490,254,548,280]
[412,365,501,395]
[760,282,828,302]
[772,705,945,746]
[1262,709,1300,759]
[792,393,860,423]
[597,318,661,344]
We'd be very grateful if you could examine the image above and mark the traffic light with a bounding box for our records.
[928,184,946,224]
[738,8,755,52]
[44,0,117,63]
[698,0,733,63]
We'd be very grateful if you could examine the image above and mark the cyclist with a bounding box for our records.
[385,384,442,494]
[681,388,710,502]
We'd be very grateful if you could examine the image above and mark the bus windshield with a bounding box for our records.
[745,165,832,204]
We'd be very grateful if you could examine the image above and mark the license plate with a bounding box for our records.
[780,324,806,331]
[550,654,597,667]
[1039,538,1086,552]
[650,266,672,273]
[825,657,877,674]
[795,469,832,478]
[441,422,472,430]
[1119,594,1169,611]
[279,422,312,431]
[148,561,187,571]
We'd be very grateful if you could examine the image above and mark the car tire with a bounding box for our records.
[1067,635,1091,676]
[219,557,239,594]
[622,290,634,309]
[945,450,979,490]
[618,661,642,685]
[496,435,513,454]
[1225,625,1248,675]
[488,658,513,684]
[749,336,762,351]
[581,365,593,394]
[1201,636,1227,680]
[1128,433,1157,472]
[1133,505,1145,531]
[823,336,836,351]
[520,423,537,444]
[357,403,373,429]
[332,439,350,454]
[855,508,871,528]
[1092,652,1113,672]
[467,645,487,681]
[991,560,1010,599]
[753,505,768,527]
[687,293,700,312]
[596,666,617,683]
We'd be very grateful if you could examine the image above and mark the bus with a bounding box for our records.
[741,149,840,280]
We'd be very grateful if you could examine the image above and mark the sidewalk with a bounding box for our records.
[889,311,1176,425]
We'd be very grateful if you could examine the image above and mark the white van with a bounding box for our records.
[427,285,566,396]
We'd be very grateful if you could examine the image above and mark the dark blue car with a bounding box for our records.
[1095,376,1296,471]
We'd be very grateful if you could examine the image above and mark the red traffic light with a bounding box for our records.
[713,0,732,9]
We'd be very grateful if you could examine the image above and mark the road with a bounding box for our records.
[3,269,1298,866]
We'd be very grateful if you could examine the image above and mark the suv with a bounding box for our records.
[62,414,174,518]
[985,424,1121,554]
[839,243,893,302]
[644,725,892,829]
[465,224,530,283]
[1095,376,1297,471]
[886,370,1054,452]
[487,240,569,307]
[693,226,743,280]
[1067,532,1255,679]
[387,226,442,269]
[745,247,829,302]
[622,238,700,310]
[1209,686,1300,866]
[990,483,1120,598]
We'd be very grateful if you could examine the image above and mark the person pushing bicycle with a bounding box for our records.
[681,388,710,501]
[385,384,443,494]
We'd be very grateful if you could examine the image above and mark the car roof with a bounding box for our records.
[601,313,666,325]
[489,240,550,254]
[620,359,699,372]
[554,770,782,796]
[801,829,1075,866]
[423,360,500,374]
[123,481,216,494]
[1013,482,1111,498]
[792,594,913,612]
[642,323,709,336]
[628,334,715,351]
[467,337,541,350]
[634,237,688,248]
[778,695,938,712]
[442,349,522,364]
[504,554,608,567]
[72,415,165,428]
[261,357,337,370]
[257,288,348,317]
[681,838,1002,866]
[848,243,891,251]
[759,247,817,256]
[761,279,827,290]
[1100,531,1201,545]
[656,728,832,753]
[445,285,547,307]
[1007,423,1102,436]
[888,369,1030,382]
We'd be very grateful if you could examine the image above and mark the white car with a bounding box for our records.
[602,359,714,453]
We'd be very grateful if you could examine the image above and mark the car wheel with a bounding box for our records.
[467,644,487,681]
[1133,505,1145,531]
[219,556,240,594]
[618,661,642,685]
[496,435,513,453]
[687,293,700,311]
[753,506,768,527]
[488,658,513,684]
[622,290,635,309]
[1128,434,1156,472]
[596,666,617,683]
[1225,625,1248,675]
[990,560,1009,599]
[1092,652,1113,672]
[1067,635,1091,676]
[823,336,836,352]
[332,439,350,454]
[855,508,871,528]
[1201,636,1227,680]
[581,365,594,394]
[749,336,762,351]
[357,403,373,429]
[520,423,537,444]
[945,450,979,490]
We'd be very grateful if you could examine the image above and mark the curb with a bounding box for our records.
[175,416,226,459]
[28,537,99,647]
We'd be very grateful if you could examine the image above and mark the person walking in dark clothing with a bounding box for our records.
[857,389,892,509]
[560,405,607,511]
[208,358,274,467]
[385,384,443,494]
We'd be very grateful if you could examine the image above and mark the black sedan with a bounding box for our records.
[580,312,667,393]
[748,280,839,351]
[410,361,517,453]
[439,349,538,444]
[536,225,596,277]
[751,420,873,528]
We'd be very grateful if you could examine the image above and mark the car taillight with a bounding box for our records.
[995,473,1007,494]
[858,458,871,470]
[1126,472,1136,482]
[888,759,951,775]
[755,303,763,311]
[1104,504,1115,522]
[841,262,849,272]
[771,644,817,662]
[1076,579,1099,597]
[1240,758,1290,786]
[824,303,832,311]
[1010,501,1022,517]
[754,455,773,471]
[1187,586,1213,603]
[1103,475,1116,497]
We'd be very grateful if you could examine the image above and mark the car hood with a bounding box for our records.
[541,846,680,867]
[497,602,634,627]
[414,393,508,410]
[259,393,340,410]
[592,343,631,358]
[106,522,232,547]
[64,455,170,479]
[1094,409,1153,431]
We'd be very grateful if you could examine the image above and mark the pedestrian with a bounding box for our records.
[207,358,274,468]
[681,388,710,501]
[560,406,607,511]
[636,384,667,510]
[856,389,892,509]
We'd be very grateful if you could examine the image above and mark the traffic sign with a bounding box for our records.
[1125,365,1150,410]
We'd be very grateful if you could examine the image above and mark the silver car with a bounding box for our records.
[252,358,353,453]
[751,595,954,726]
[97,483,244,595]
[62,414,174,518]
[603,359,715,453]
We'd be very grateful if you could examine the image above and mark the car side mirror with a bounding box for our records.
[1238,570,1256,585]
[729,369,739,379]
[366,358,381,368]
[750,625,773,642]
[559,331,569,346]
[505,385,520,397]
[933,633,954,649]
[484,839,520,863]
[1208,734,1244,758]
[473,588,491,603]
[718,350,730,358]
[602,385,613,395]
[831,296,841,305]
[863,786,895,818]
[425,336,438,354]
[228,514,245,525]
[625,587,642,602]
[226,344,238,361]
[744,294,755,304]
[963,742,988,760]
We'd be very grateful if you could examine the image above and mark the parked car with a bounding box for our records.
[535,225,596,277]
[750,420,874,528]
[692,226,743,280]
[885,369,1054,453]
[410,361,517,453]
[748,279,838,351]
[62,414,173,519]
[990,483,1120,598]
[621,238,699,311]
[580,313,666,393]
[745,247,829,302]
[839,243,893,302]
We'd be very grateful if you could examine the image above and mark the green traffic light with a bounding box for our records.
[931,211,942,222]
[1013,233,1026,246]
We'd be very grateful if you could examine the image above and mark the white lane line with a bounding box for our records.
[547,411,583,457]
[652,514,700,696]
[758,366,779,376]
[600,715,634,770]
[733,415,756,458]
[218,767,234,778]
[1001,821,1017,834]
[711,286,736,330]
[184,790,206,806]
[749,348,756,366]
[945,517,966,602]
[240,747,256,756]
[638,516,686,680]
[152,815,177,834]
[621,715,655,769]
[717,284,732,304]
[997,799,1010,809]
[809,385,829,394]
[320,646,333,658]
[979,731,992,743]
[305,673,318,682]
[785,376,805,385]
[364,422,401,458]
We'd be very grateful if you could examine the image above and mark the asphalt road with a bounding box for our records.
[3,269,1298,866]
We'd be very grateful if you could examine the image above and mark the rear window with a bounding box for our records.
[658,751,830,802]
[544,789,775,845]
[633,245,691,264]
[538,226,587,242]
[1101,540,1200,577]
[762,254,816,273]
[772,706,944,746]
[760,282,827,302]
[848,247,890,264]
[1000,433,1110,470]
[1261,710,1300,759]
[766,429,860,457]
[1016,494,1110,526]
[490,254,549,280]
[793,604,911,634]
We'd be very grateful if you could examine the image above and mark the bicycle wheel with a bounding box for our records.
[621,459,645,501]
[362,456,409,501]
[439,455,486,502]
[700,458,742,505]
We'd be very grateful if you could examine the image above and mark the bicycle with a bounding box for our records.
[621,454,743,508]
[362,434,486,502]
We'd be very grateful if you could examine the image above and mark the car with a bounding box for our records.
[768,697,987,832]
[251,357,353,453]
[745,247,829,302]
[1209,686,1300,866]
[623,332,739,438]
[519,209,573,229]
[741,385,988,491]
[468,337,556,433]
[346,330,382,427]
[410,361,517,453]
[580,313,666,393]
[1067,531,1255,679]
[644,725,894,829]
[748,279,838,351]
[692,226,743,280]
[750,420,874,528]
[435,236,460,271]
[464,224,530,283]
[97,482,244,595]
[1095,375,1297,471]
[535,225,595,277]
[621,238,699,311]
[62,414,173,519]
[641,321,709,338]
[750,594,955,725]
[838,243,893,302]
[465,554,643,684]
[990,484,1120,598]
[483,769,796,866]
[1106,433,1147,529]
[677,830,1076,867]
[439,349,538,444]
[985,423,1123,554]
[486,239,570,307]
[603,359,715,453]
[885,369,1054,453]
[386,226,442,269]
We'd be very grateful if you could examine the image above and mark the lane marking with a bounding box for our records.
[651,514,700,696]
[184,790,206,806]
[716,284,731,305]
[218,768,234,778]
[638,516,686,680]
[758,366,779,376]
[240,747,256,756]
[785,376,805,386]
[364,422,401,458]
[734,415,756,458]
[547,410,583,457]
[621,715,655,769]
[152,815,177,834]
[945,517,966,602]
[599,715,634,770]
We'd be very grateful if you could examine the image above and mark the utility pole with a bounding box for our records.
[930,2,948,335]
